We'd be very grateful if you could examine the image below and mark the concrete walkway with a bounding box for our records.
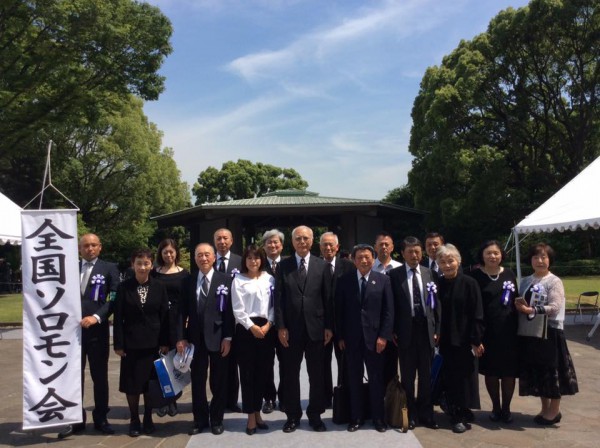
[0,325,598,448]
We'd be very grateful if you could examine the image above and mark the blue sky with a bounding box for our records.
[143,0,530,202]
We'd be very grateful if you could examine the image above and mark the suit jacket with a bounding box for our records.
[324,256,355,336]
[335,270,394,351]
[274,254,332,341]
[113,276,170,351]
[389,264,440,350]
[80,258,120,322]
[179,270,234,352]
[214,252,242,276]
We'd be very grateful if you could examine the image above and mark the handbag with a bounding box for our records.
[384,375,408,432]
[517,313,548,339]
[146,379,174,409]
[332,353,371,424]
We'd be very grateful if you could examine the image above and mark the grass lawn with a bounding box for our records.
[0,294,23,324]
[1,276,599,324]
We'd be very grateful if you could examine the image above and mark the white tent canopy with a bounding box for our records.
[513,156,600,281]
[0,192,22,245]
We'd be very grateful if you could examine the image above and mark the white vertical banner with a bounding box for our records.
[21,210,82,430]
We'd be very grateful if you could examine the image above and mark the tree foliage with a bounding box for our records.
[407,0,600,258]
[193,159,309,204]
[0,0,172,160]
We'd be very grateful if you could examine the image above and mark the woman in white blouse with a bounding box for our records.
[231,245,275,435]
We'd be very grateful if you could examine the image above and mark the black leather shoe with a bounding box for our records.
[188,422,205,435]
[535,413,561,425]
[129,421,141,437]
[422,418,439,430]
[374,419,387,433]
[501,410,513,424]
[211,423,225,435]
[408,419,416,430]
[309,418,326,432]
[347,420,361,432]
[94,420,115,435]
[262,400,275,414]
[167,402,179,417]
[57,423,85,439]
[246,426,256,435]
[143,420,155,434]
[256,421,269,430]
[452,422,467,434]
[462,408,475,422]
[282,419,299,433]
[226,405,242,413]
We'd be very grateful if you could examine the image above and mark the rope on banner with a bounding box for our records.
[23,140,79,210]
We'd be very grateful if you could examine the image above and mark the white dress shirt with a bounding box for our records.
[372,258,402,274]
[231,271,275,329]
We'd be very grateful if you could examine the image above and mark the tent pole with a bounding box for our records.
[514,228,521,286]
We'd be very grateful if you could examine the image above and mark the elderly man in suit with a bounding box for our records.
[389,236,440,430]
[275,225,332,433]
[261,228,285,414]
[213,228,242,412]
[336,244,393,432]
[178,243,234,436]
[320,231,354,407]
[58,233,120,439]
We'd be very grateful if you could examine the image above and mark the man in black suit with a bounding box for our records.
[261,228,285,414]
[213,228,242,412]
[179,243,234,436]
[58,233,120,439]
[421,232,444,274]
[275,225,332,432]
[320,231,354,407]
[389,236,440,430]
[336,244,393,432]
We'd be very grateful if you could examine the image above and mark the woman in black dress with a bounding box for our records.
[470,240,518,423]
[113,248,170,437]
[436,244,485,434]
[516,243,578,425]
[151,238,190,417]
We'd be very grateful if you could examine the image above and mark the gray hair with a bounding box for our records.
[292,225,313,239]
[319,231,338,245]
[436,243,461,264]
[262,228,284,245]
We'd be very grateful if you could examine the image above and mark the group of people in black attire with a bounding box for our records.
[57,227,578,439]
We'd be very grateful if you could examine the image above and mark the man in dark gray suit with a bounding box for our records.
[275,225,332,433]
[213,228,242,412]
[336,244,394,432]
[59,233,120,438]
[178,243,234,436]
[389,236,440,430]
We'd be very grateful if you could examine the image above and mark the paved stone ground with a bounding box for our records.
[0,324,598,448]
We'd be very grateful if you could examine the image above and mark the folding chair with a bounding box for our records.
[576,291,599,323]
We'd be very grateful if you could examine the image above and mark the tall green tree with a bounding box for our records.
[53,96,190,262]
[0,0,172,203]
[408,0,600,258]
[193,159,309,204]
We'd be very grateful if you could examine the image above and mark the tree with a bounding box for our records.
[382,185,415,208]
[408,0,600,259]
[193,159,309,204]
[52,95,190,262]
[0,0,172,161]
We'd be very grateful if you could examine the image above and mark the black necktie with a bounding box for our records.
[430,260,437,272]
[218,257,226,272]
[360,276,367,304]
[329,262,334,275]
[271,260,277,275]
[411,268,424,317]
[298,257,306,283]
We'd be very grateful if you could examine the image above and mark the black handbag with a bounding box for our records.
[146,379,173,409]
[332,353,371,424]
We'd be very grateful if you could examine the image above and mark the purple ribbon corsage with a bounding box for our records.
[269,284,275,308]
[530,284,543,294]
[216,285,229,312]
[90,274,106,302]
[230,268,240,278]
[501,281,515,306]
[426,282,437,309]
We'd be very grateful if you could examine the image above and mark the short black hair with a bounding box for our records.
[401,236,422,251]
[527,243,555,267]
[425,232,445,244]
[477,240,506,265]
[130,248,153,264]
[352,244,376,258]
[240,245,267,274]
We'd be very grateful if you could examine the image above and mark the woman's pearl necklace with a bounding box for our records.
[483,267,502,281]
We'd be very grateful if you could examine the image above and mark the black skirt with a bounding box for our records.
[119,347,158,395]
[519,327,578,398]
